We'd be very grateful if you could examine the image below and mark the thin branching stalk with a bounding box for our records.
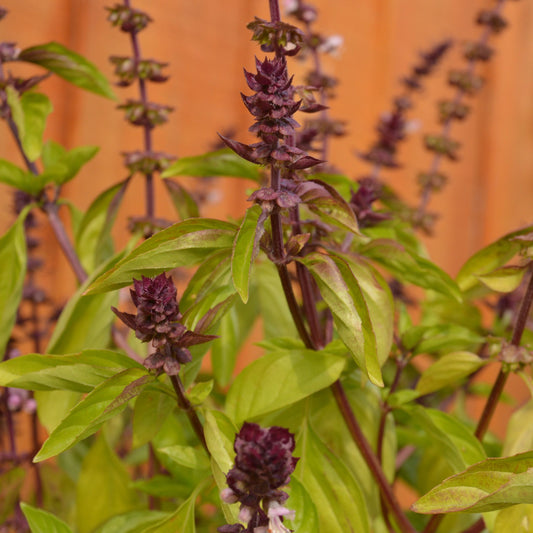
[475,264,533,440]
[417,0,506,217]
[124,0,154,221]
[424,264,533,533]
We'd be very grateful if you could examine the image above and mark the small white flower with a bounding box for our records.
[283,0,298,14]
[266,501,295,533]
[317,35,344,56]
[220,488,238,504]
[239,506,254,523]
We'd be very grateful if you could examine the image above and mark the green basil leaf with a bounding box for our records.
[164,179,199,219]
[232,204,263,303]
[297,252,382,386]
[19,42,116,99]
[296,423,369,533]
[456,225,533,292]
[476,265,527,293]
[93,510,170,533]
[0,349,142,392]
[361,238,462,302]
[41,141,99,187]
[86,218,237,294]
[225,347,345,424]
[161,148,260,181]
[132,386,175,448]
[0,211,28,355]
[75,435,139,533]
[6,88,53,161]
[412,451,533,514]
[20,502,73,533]
[34,368,152,461]
[74,181,127,274]
[416,351,487,396]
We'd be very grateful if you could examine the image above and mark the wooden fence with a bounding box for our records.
[1,0,533,438]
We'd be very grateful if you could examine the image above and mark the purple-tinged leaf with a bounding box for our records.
[298,178,360,234]
[217,134,259,164]
[85,218,237,295]
[297,252,382,386]
[288,155,323,170]
[161,148,260,181]
[412,451,533,514]
[34,367,152,462]
[18,42,115,99]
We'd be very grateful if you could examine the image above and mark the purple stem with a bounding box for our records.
[124,0,155,222]
[264,3,414,530]
[169,374,208,454]
[417,0,506,216]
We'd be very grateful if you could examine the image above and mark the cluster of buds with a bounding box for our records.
[416,0,521,231]
[0,9,50,122]
[219,423,298,533]
[354,40,451,228]
[221,17,321,172]
[110,56,168,87]
[285,1,346,165]
[360,40,452,170]
[112,274,215,375]
[106,3,174,177]
[349,177,390,228]
[106,3,151,33]
[221,54,320,171]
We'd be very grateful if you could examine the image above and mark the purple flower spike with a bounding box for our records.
[112,273,216,375]
[219,423,298,533]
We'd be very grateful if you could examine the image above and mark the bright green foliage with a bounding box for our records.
[295,423,370,533]
[6,88,53,162]
[46,258,123,354]
[413,451,533,514]
[456,225,533,292]
[225,347,345,424]
[0,212,28,356]
[297,252,383,385]
[0,349,142,392]
[132,386,175,448]
[75,434,140,533]
[416,351,487,395]
[93,510,170,533]
[20,503,73,533]
[161,148,261,181]
[283,477,319,532]
[19,42,116,99]
[86,218,237,294]
[232,204,264,303]
[361,238,462,301]
[402,406,486,473]
[210,296,258,386]
[301,178,361,234]
[164,179,200,219]
[34,368,152,461]
[503,400,533,456]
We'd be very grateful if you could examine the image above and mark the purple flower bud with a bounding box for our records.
[106,4,152,33]
[112,274,216,375]
[218,423,298,533]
